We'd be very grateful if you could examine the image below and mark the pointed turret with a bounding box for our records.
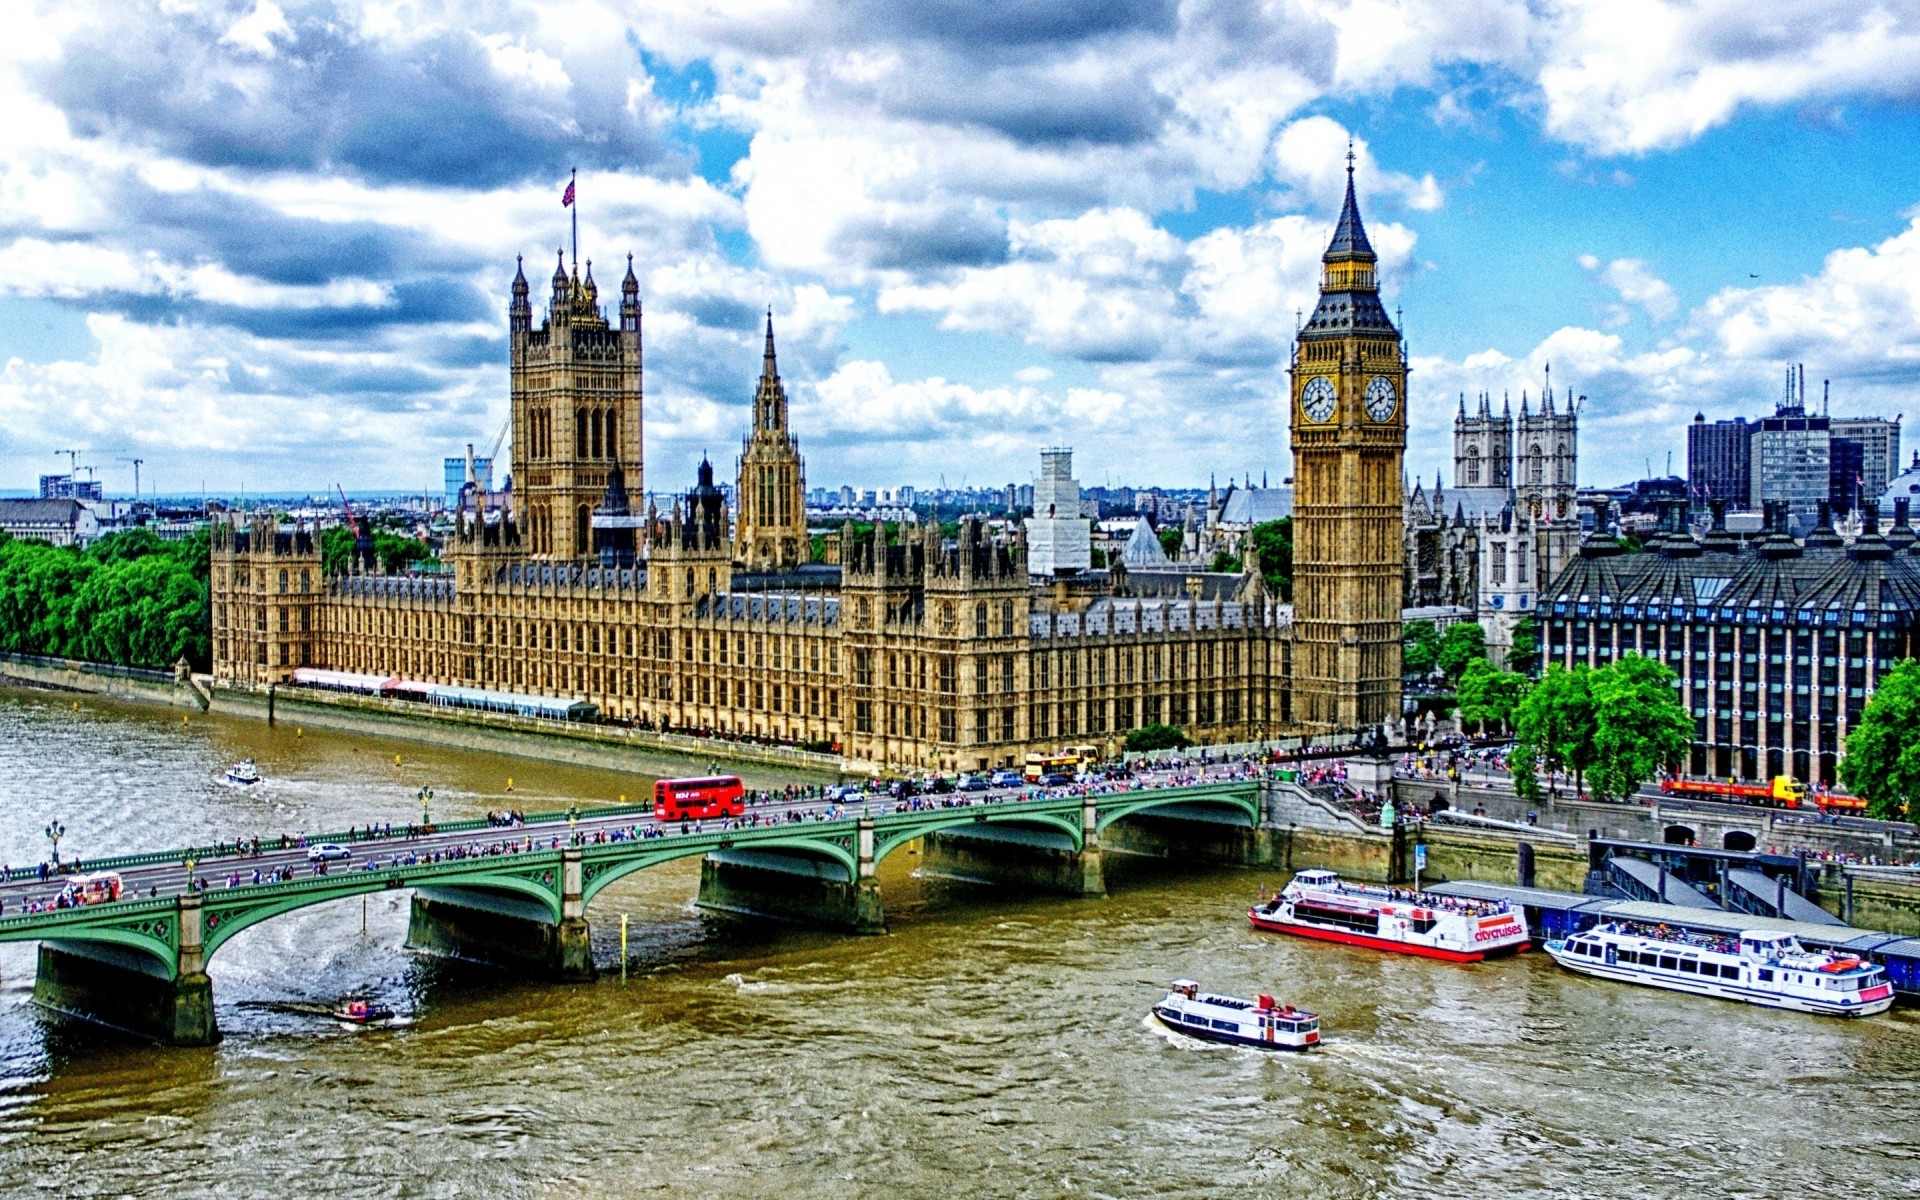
[510,255,531,333]
[620,253,640,333]
[1325,158,1375,260]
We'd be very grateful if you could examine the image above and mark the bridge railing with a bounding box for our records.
[57,801,656,876]
[42,778,1267,879]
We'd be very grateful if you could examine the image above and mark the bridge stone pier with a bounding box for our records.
[32,896,219,1047]
[697,820,886,933]
[921,797,1106,898]
[406,848,595,981]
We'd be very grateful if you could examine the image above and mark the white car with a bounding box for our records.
[306,843,353,863]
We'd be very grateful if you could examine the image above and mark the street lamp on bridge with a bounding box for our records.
[44,819,66,869]
[419,786,434,831]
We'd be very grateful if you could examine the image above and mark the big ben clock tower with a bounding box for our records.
[1289,153,1406,733]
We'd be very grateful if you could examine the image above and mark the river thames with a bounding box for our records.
[0,689,1915,1199]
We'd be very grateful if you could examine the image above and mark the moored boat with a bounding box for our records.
[1249,868,1529,961]
[1544,924,1895,1017]
[1151,980,1320,1051]
[225,759,262,785]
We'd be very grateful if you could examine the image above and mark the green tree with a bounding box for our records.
[1157,527,1183,560]
[1403,618,1441,677]
[372,530,432,573]
[1246,518,1292,600]
[1507,615,1539,676]
[1511,665,1596,800]
[1457,659,1529,735]
[321,525,357,576]
[1125,723,1192,752]
[0,528,211,670]
[1209,550,1241,573]
[1840,658,1920,822]
[1587,653,1691,802]
[1438,621,1487,681]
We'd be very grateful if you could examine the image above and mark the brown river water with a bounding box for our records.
[0,689,1916,1199]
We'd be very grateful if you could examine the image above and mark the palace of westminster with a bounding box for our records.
[212,170,1419,773]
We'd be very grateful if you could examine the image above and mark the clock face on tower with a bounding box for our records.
[1364,375,1398,422]
[1301,376,1337,423]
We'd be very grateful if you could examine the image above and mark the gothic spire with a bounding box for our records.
[1324,144,1375,261]
[751,310,788,434]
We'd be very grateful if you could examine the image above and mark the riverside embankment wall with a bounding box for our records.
[0,653,839,780]
[210,683,844,780]
[0,654,207,710]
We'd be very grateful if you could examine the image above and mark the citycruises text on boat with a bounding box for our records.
[1151,981,1320,1051]
[1544,924,1895,1017]
[1249,869,1530,961]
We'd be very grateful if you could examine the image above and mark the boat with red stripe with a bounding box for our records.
[1249,869,1530,962]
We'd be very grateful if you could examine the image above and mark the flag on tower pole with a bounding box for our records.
[563,168,577,270]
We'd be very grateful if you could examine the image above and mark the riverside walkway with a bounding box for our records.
[0,766,1267,1045]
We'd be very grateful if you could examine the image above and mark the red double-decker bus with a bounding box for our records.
[653,775,746,821]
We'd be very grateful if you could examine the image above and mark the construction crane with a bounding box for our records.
[485,412,511,483]
[53,449,82,475]
[336,485,364,537]
[119,457,144,500]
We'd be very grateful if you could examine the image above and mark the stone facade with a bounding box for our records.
[1288,162,1406,731]
[732,315,808,572]
[211,238,1350,771]
[509,251,643,560]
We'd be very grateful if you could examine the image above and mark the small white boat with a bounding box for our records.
[1250,869,1530,961]
[224,759,262,785]
[1151,980,1320,1051]
[1545,925,1895,1018]
[332,999,396,1025]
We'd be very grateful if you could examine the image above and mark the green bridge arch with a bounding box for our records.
[871,810,1084,866]
[578,831,858,908]
[0,780,1267,981]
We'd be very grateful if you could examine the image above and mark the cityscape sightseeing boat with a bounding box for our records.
[224,759,262,786]
[1249,869,1530,961]
[1151,980,1320,1051]
[1544,924,1895,1017]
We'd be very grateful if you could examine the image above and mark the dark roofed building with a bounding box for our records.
[1542,499,1920,785]
[0,498,101,547]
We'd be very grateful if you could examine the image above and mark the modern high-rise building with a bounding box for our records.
[1750,407,1830,515]
[1687,414,1752,510]
[1288,160,1406,731]
[442,453,494,508]
[1830,415,1902,502]
[38,474,103,501]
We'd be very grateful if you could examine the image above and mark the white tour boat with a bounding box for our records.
[224,759,262,786]
[1152,980,1320,1051]
[1544,924,1895,1017]
[1249,869,1530,962]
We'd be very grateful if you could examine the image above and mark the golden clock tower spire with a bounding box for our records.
[1288,152,1406,733]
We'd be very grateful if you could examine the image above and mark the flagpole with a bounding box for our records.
[570,167,578,272]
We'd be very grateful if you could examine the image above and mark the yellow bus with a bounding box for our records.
[1023,744,1100,781]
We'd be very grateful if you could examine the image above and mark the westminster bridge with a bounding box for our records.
[0,771,1277,1045]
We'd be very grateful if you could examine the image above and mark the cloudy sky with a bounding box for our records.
[3,1,1920,498]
